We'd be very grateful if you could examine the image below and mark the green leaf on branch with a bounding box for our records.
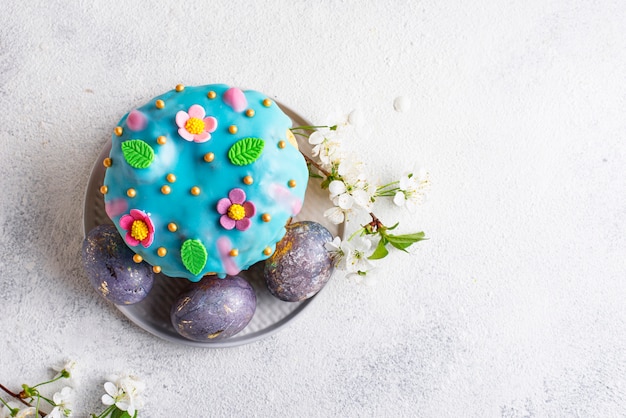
[385,232,427,251]
[368,238,389,260]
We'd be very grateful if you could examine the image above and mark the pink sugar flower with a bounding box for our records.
[175,104,218,143]
[119,209,155,247]
[217,188,256,231]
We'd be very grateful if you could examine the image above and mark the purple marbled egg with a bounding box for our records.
[82,224,154,305]
[264,221,334,302]
[170,275,256,342]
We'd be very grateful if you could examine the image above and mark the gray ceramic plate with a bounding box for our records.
[83,104,343,347]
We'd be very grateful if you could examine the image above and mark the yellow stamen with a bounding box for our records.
[227,204,246,221]
[131,220,149,241]
[185,117,205,135]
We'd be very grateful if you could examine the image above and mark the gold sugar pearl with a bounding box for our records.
[229,249,239,257]
[166,173,176,183]
[245,109,255,117]
[103,157,112,167]
[161,185,171,195]
[167,222,177,232]
[288,179,297,188]
[261,213,271,223]
[207,91,216,99]
[157,135,167,145]
[190,186,200,196]
[203,152,215,162]
[99,185,108,194]
[153,266,162,273]
[155,99,165,109]
[127,188,136,198]
[262,98,272,107]
[175,84,184,92]
[263,247,273,256]
[243,175,253,185]
[228,125,238,134]
[278,140,286,149]
[157,247,167,257]
[133,254,143,263]
[114,126,123,136]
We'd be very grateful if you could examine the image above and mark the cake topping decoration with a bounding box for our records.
[156,135,167,145]
[228,137,265,166]
[120,209,155,248]
[103,157,112,167]
[207,91,216,99]
[190,186,200,196]
[223,87,247,112]
[181,239,208,275]
[167,222,177,232]
[203,152,215,163]
[161,185,171,195]
[217,188,256,231]
[126,110,147,131]
[228,125,238,134]
[245,109,255,117]
[126,188,136,198]
[155,99,165,109]
[262,98,272,107]
[152,266,162,273]
[99,185,108,194]
[243,175,253,185]
[133,254,143,263]
[114,126,123,136]
[157,247,167,257]
[175,84,185,92]
[166,173,176,183]
[176,104,217,143]
[121,139,155,169]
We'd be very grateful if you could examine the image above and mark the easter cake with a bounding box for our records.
[100,84,309,281]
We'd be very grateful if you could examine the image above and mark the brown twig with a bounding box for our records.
[0,383,47,417]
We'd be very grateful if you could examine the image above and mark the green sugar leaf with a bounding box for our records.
[228,137,265,166]
[181,239,208,276]
[121,139,154,169]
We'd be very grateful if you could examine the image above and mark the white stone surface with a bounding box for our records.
[1,1,625,416]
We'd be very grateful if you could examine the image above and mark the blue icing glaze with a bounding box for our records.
[103,84,308,281]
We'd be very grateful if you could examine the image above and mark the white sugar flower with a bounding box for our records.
[49,386,73,418]
[393,169,430,212]
[102,374,145,417]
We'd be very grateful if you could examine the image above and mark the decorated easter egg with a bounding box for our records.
[82,224,154,305]
[101,84,308,281]
[170,275,256,341]
[264,221,334,302]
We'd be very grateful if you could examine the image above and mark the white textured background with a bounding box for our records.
[1,1,625,417]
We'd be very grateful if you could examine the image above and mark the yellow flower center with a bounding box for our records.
[185,117,205,135]
[130,220,149,241]
[227,204,246,221]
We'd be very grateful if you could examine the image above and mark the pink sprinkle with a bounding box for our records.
[222,87,247,112]
[217,237,241,275]
[104,198,128,218]
[126,110,147,131]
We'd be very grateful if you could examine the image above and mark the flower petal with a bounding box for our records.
[204,116,217,133]
[243,201,256,217]
[119,214,134,230]
[178,128,194,141]
[188,104,205,119]
[141,234,153,248]
[228,188,246,204]
[104,382,117,397]
[125,232,140,246]
[328,180,346,197]
[235,218,251,231]
[393,191,406,207]
[220,215,236,230]
[129,209,145,220]
[216,198,231,214]
[175,111,189,128]
[193,132,210,143]
[336,193,354,210]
